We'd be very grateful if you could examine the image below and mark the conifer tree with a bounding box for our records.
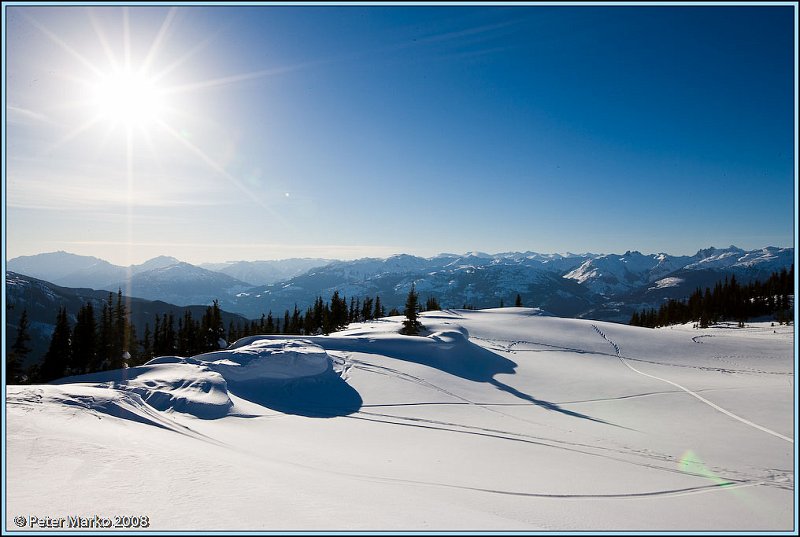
[515,294,523,307]
[98,297,113,369]
[8,309,32,384]
[425,296,441,311]
[71,302,97,374]
[373,296,384,319]
[141,323,153,363]
[401,284,422,335]
[361,297,374,321]
[41,308,71,382]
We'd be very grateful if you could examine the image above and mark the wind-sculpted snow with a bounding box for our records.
[48,339,343,421]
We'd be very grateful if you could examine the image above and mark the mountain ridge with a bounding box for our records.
[7,246,794,322]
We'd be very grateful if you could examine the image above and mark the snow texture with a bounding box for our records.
[6,309,794,531]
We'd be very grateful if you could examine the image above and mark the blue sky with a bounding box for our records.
[4,4,796,265]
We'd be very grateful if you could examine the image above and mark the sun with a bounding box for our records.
[91,68,165,128]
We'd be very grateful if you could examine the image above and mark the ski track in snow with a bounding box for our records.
[341,353,787,492]
[590,325,793,444]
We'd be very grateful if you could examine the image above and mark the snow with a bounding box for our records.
[6,309,794,531]
[649,276,685,290]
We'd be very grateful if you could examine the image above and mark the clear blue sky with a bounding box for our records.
[4,3,796,265]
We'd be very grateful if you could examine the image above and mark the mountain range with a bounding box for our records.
[7,246,794,323]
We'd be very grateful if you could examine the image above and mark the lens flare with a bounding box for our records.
[678,450,730,486]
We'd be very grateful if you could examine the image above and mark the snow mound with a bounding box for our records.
[124,363,233,418]
[53,339,336,420]
[192,338,332,381]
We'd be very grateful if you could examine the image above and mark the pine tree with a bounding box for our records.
[201,300,225,351]
[8,309,32,383]
[401,284,422,335]
[515,294,523,307]
[110,289,128,369]
[373,296,384,319]
[98,297,113,369]
[361,297,374,321]
[425,296,441,311]
[71,302,97,374]
[329,291,348,331]
[41,307,71,382]
[141,323,153,363]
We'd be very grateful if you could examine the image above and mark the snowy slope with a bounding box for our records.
[6,309,794,531]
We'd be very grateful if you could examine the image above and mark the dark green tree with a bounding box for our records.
[361,297,374,321]
[401,284,422,335]
[515,294,523,307]
[140,323,153,363]
[8,309,32,384]
[71,302,97,374]
[41,308,71,382]
[425,296,441,311]
[373,296,385,319]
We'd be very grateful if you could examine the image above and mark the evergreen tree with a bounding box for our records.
[41,308,71,382]
[201,300,225,351]
[361,297,374,321]
[153,314,162,357]
[401,284,422,335]
[8,309,32,384]
[425,296,441,311]
[349,297,357,324]
[71,302,97,374]
[291,304,301,334]
[304,306,315,335]
[515,294,523,307]
[373,296,384,319]
[110,289,128,369]
[98,296,113,369]
[141,323,153,363]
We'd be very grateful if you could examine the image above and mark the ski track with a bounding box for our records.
[342,354,788,491]
[590,325,793,444]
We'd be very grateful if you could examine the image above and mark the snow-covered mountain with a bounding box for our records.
[230,256,598,319]
[8,246,794,321]
[563,246,792,297]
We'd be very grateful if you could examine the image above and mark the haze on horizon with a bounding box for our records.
[4,4,796,267]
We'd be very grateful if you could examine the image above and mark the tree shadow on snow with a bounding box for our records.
[225,369,363,418]
[324,331,615,426]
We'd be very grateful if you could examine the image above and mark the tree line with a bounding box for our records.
[6,285,530,384]
[8,290,396,383]
[630,266,794,328]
